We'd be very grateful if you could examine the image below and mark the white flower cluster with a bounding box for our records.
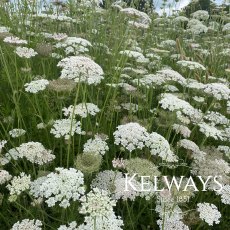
[146,132,178,162]
[78,213,124,230]
[157,218,189,230]
[218,145,230,156]
[216,185,230,205]
[80,188,116,218]
[192,10,209,21]
[172,124,191,138]
[46,33,68,41]
[204,83,230,100]
[9,128,26,138]
[204,111,229,126]
[119,50,149,63]
[0,26,10,33]
[120,8,151,28]
[24,79,49,93]
[91,170,123,194]
[0,169,12,185]
[113,122,149,152]
[135,74,165,88]
[127,21,149,29]
[63,103,100,118]
[156,202,189,230]
[173,16,189,24]
[113,177,140,201]
[159,93,203,123]
[159,40,176,49]
[197,203,221,226]
[136,69,186,88]
[220,48,230,57]
[11,219,42,230]
[6,172,31,200]
[83,135,109,155]
[57,221,77,230]
[55,37,92,55]
[177,60,206,71]
[57,56,104,85]
[177,139,200,153]
[121,103,138,112]
[188,23,208,34]
[0,140,7,153]
[187,19,203,28]
[156,69,186,85]
[50,118,83,140]
[30,168,85,208]
[35,13,74,22]
[198,122,224,140]
[15,47,37,58]
[4,36,27,45]
[222,22,230,32]
[5,142,55,165]
[177,139,206,161]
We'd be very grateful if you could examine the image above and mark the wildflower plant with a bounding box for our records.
[0,2,229,230]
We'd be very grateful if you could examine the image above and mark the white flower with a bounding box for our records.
[120,8,151,25]
[204,111,229,126]
[146,132,178,162]
[80,188,116,218]
[24,79,49,93]
[50,118,83,140]
[120,103,138,112]
[57,56,104,85]
[79,212,124,230]
[113,177,140,201]
[0,170,12,185]
[7,172,31,201]
[172,124,191,138]
[177,139,200,153]
[177,60,206,71]
[204,83,230,100]
[197,203,221,226]
[198,122,224,140]
[218,145,230,156]
[34,13,74,22]
[51,33,68,41]
[193,96,205,102]
[57,221,77,230]
[173,16,189,24]
[119,50,149,63]
[192,10,209,21]
[11,219,42,230]
[9,129,26,138]
[113,122,149,152]
[83,135,109,155]
[0,140,7,154]
[55,37,92,55]
[159,40,176,49]
[216,185,230,205]
[4,36,27,45]
[128,21,149,29]
[222,22,230,32]
[159,93,203,123]
[5,142,55,165]
[63,103,100,118]
[157,218,189,230]
[91,170,123,194]
[0,26,10,33]
[15,47,37,58]
[156,69,186,86]
[30,168,85,208]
